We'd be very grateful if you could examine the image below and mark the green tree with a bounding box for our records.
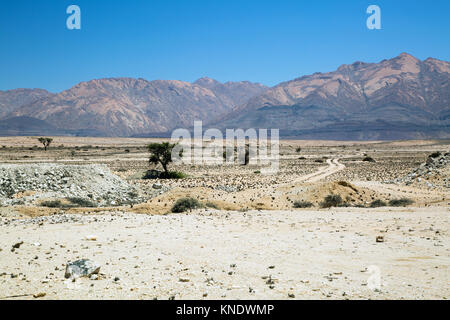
[148,142,181,175]
[38,137,53,151]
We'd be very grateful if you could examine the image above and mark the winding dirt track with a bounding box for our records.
[295,158,345,183]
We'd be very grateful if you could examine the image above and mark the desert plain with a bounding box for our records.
[0,137,448,300]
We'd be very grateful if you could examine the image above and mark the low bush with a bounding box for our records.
[429,152,441,158]
[142,170,161,179]
[363,157,376,162]
[293,201,313,208]
[66,197,97,208]
[41,197,97,208]
[171,197,202,213]
[370,199,387,208]
[389,198,414,207]
[163,171,187,179]
[337,202,353,207]
[320,194,343,208]
[40,200,63,208]
[143,170,187,180]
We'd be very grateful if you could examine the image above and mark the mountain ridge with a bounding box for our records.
[1,53,449,139]
[5,77,268,136]
[213,53,449,140]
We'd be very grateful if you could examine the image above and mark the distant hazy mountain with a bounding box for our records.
[0,116,67,136]
[2,53,449,139]
[215,53,450,140]
[8,78,268,136]
[0,88,54,119]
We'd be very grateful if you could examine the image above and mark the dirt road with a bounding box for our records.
[296,159,346,183]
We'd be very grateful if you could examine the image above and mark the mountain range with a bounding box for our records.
[3,78,267,137]
[214,53,450,140]
[0,53,449,139]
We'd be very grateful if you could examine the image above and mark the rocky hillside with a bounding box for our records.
[0,88,53,119]
[8,78,268,137]
[215,53,450,140]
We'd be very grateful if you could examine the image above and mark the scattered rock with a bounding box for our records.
[376,236,385,243]
[65,259,101,279]
[85,235,97,241]
[0,164,142,207]
[11,241,24,252]
[392,152,449,188]
[12,241,24,249]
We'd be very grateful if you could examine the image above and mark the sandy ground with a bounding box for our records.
[0,138,448,300]
[0,207,448,300]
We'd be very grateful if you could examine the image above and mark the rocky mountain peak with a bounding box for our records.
[193,77,222,87]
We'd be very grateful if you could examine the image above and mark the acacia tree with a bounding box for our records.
[148,142,181,175]
[38,137,53,151]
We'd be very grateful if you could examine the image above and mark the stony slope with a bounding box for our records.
[0,88,54,119]
[0,164,141,207]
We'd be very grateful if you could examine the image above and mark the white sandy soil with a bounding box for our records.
[0,207,448,300]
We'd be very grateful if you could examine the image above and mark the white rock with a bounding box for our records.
[65,259,101,279]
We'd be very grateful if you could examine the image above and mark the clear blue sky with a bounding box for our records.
[0,0,449,92]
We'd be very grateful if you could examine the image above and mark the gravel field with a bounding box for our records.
[0,207,448,300]
[0,138,448,300]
